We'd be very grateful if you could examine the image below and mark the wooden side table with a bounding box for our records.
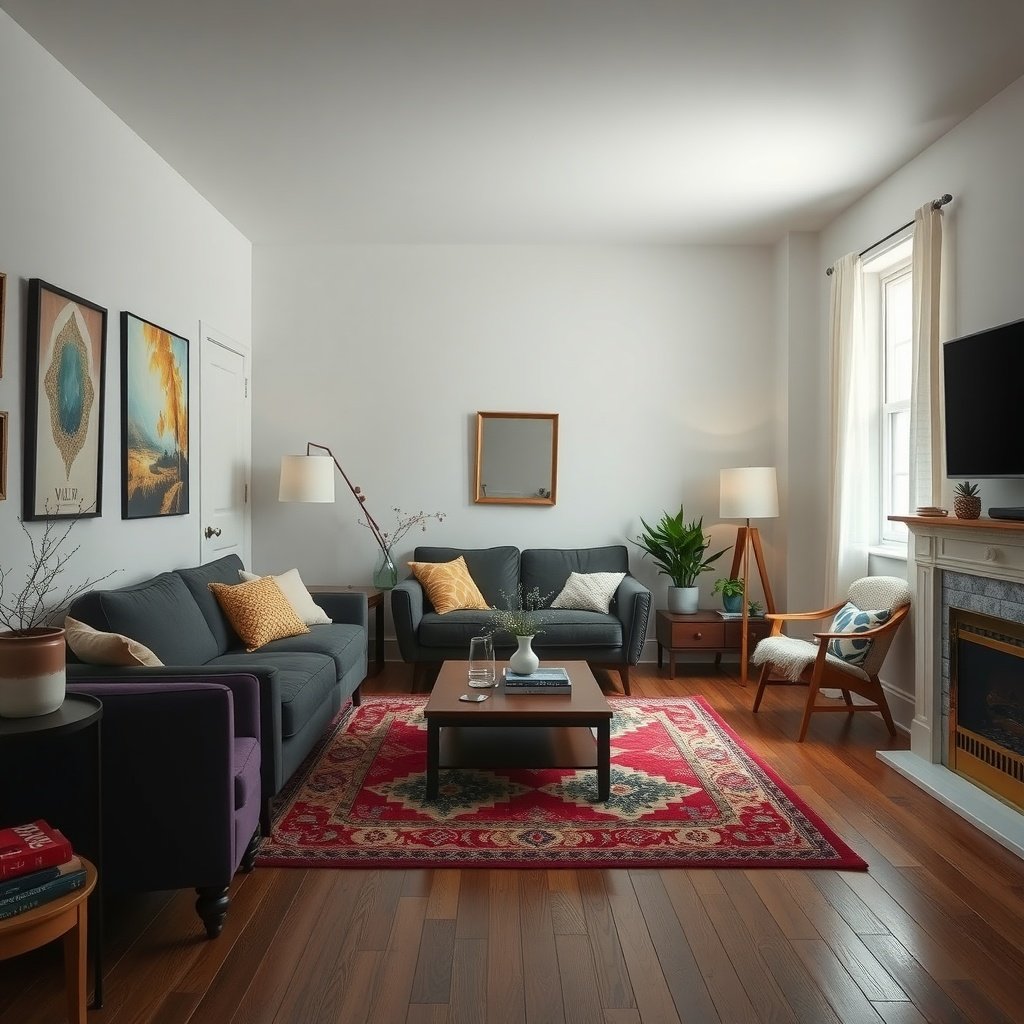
[0,857,97,1024]
[308,585,385,676]
[655,609,771,681]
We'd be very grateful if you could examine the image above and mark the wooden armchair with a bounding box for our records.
[750,576,911,741]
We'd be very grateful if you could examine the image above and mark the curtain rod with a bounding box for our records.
[824,193,953,277]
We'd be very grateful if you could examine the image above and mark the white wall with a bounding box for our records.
[795,71,1024,724]
[0,11,252,607]
[252,244,778,652]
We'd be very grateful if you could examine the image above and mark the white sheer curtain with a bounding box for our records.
[824,252,873,602]
[909,202,944,508]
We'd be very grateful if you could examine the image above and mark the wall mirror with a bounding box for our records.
[474,411,558,506]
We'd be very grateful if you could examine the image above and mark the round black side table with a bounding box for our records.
[0,694,104,1007]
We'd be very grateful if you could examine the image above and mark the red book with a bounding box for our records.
[0,821,73,880]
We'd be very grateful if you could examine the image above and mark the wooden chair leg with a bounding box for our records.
[752,664,772,712]
[869,675,898,737]
[618,665,631,696]
[798,677,822,742]
[840,689,853,709]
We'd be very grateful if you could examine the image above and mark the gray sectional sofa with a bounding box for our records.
[67,554,367,829]
[392,545,651,694]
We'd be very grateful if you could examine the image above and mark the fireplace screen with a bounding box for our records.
[949,609,1024,810]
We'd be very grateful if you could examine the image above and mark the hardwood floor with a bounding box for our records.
[3,662,1024,1024]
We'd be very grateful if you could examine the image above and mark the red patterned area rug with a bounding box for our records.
[256,695,866,870]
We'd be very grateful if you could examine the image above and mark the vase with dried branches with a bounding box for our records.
[0,509,117,717]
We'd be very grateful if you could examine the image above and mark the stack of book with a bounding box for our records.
[503,667,572,694]
[0,820,86,921]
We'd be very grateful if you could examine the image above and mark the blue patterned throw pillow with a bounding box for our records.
[826,602,892,666]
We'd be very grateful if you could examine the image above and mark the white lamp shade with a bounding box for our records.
[720,466,779,520]
[279,455,335,503]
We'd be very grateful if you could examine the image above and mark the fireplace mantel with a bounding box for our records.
[881,515,1024,858]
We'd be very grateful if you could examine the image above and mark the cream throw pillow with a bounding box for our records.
[408,556,489,615]
[64,616,164,668]
[238,568,332,625]
[550,571,625,613]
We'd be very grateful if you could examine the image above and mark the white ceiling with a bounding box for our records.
[5,1,1024,245]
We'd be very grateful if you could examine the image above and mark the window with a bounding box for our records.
[863,237,913,547]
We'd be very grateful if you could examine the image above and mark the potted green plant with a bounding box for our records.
[713,577,744,614]
[631,508,730,614]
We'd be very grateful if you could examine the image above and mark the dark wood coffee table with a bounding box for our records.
[424,660,613,801]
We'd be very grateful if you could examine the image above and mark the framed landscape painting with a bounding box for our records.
[121,312,189,519]
[24,279,107,520]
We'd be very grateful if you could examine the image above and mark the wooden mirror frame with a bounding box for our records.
[474,411,558,506]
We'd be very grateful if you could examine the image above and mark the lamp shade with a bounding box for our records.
[279,455,335,503]
[720,466,779,520]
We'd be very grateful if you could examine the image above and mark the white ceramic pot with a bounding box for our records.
[509,635,540,675]
[0,628,67,717]
[668,586,699,614]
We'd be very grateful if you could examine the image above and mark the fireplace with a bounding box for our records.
[949,609,1024,811]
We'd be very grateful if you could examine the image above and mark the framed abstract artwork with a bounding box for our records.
[24,279,107,520]
[120,311,189,519]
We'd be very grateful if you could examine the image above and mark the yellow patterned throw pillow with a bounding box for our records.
[408,556,489,615]
[209,576,310,651]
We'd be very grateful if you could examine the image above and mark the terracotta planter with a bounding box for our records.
[0,627,67,718]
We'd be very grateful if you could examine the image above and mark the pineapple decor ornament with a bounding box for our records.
[954,481,982,520]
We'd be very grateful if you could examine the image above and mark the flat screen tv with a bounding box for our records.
[943,318,1024,477]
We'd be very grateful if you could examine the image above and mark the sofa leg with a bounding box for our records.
[618,665,631,696]
[196,885,231,938]
[413,662,432,693]
[351,684,362,707]
[260,798,273,837]
[241,827,261,872]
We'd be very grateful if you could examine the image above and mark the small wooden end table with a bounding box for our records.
[0,857,97,1024]
[308,585,384,676]
[656,609,771,680]
[424,660,612,801]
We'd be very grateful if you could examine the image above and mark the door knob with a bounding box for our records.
[204,526,222,539]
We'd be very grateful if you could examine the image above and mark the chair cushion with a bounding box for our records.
[209,577,310,652]
[233,737,261,810]
[411,546,520,608]
[751,635,869,681]
[209,651,338,739]
[258,623,365,679]
[408,556,489,614]
[239,568,332,625]
[551,572,625,613]
[826,602,891,667]
[68,572,219,666]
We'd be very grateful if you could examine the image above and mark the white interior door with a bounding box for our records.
[200,322,251,566]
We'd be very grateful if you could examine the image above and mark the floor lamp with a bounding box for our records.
[720,467,779,685]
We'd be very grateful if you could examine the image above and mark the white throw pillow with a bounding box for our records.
[64,616,164,668]
[550,571,626,613]
[238,568,332,625]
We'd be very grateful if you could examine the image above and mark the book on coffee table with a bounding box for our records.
[503,667,571,693]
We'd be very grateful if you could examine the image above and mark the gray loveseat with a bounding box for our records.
[392,545,651,694]
[66,554,367,829]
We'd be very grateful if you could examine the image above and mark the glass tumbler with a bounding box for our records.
[467,635,495,687]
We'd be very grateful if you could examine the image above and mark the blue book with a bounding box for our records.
[0,868,87,920]
[0,855,81,901]
[504,667,570,684]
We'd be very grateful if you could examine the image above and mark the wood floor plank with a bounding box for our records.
[605,871,682,1024]
[577,870,634,1010]
[659,872,759,1024]
[629,870,720,1023]
[941,979,1020,1024]
[790,938,885,1024]
[425,868,460,920]
[455,867,490,939]
[745,870,818,940]
[366,897,429,1024]
[547,870,587,935]
[520,870,566,1024]
[871,1003,930,1024]
[779,872,905,1002]
[320,949,382,1024]
[555,934,604,1024]
[409,918,456,1005]
[487,869,526,1024]
[406,1005,448,1024]
[603,1012,641,1024]
[449,938,487,1024]
[359,868,409,949]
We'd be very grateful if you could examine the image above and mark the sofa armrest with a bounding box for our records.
[391,579,425,661]
[309,590,369,630]
[613,575,652,665]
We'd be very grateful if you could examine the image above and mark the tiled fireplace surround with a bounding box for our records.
[880,517,1024,859]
